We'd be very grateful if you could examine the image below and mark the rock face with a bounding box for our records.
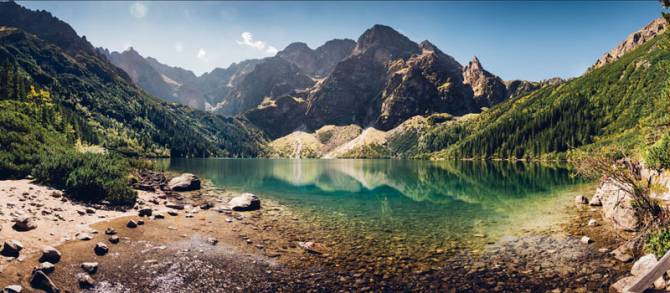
[168,173,201,191]
[591,18,667,71]
[229,193,261,211]
[462,56,507,108]
[595,179,639,231]
[277,39,356,77]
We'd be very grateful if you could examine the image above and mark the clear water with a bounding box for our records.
[161,159,586,249]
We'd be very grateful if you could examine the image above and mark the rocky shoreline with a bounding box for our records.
[0,171,653,292]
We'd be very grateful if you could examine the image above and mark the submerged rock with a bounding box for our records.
[168,173,201,191]
[229,193,261,211]
[297,241,327,255]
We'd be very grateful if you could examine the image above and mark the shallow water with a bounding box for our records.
[161,159,587,249]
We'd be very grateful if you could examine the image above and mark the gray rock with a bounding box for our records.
[138,208,152,217]
[40,246,61,263]
[167,173,201,191]
[580,236,591,244]
[587,219,598,227]
[36,262,55,274]
[3,284,22,293]
[104,227,116,235]
[166,203,184,210]
[94,242,109,256]
[229,193,261,211]
[12,216,36,231]
[30,270,59,293]
[108,235,120,244]
[207,237,219,245]
[632,254,658,276]
[167,210,179,216]
[126,220,138,228]
[81,262,98,274]
[137,219,145,225]
[153,212,165,219]
[611,276,636,293]
[50,191,62,198]
[76,273,96,289]
[78,233,93,241]
[611,242,635,263]
[1,240,23,257]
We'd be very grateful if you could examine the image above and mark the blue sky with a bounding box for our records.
[20,1,663,80]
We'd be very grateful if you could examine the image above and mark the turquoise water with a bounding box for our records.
[161,159,586,249]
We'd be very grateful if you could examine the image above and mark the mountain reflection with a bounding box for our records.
[161,159,581,205]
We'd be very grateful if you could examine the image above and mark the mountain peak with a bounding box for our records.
[468,56,483,70]
[282,42,312,52]
[354,24,420,58]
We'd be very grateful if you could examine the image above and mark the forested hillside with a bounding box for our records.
[421,28,670,160]
[0,3,266,179]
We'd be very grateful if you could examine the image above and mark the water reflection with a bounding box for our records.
[161,159,585,245]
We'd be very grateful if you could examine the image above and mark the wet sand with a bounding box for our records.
[0,180,633,292]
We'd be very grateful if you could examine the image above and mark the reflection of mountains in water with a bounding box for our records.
[165,159,581,206]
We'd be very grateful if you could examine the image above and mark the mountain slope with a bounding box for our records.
[424,27,670,159]
[0,1,266,176]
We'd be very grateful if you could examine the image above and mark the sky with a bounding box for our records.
[19,1,663,80]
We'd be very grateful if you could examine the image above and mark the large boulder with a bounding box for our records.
[228,193,261,211]
[1,240,23,257]
[631,254,658,276]
[40,247,61,264]
[30,270,59,293]
[595,179,639,231]
[167,173,201,191]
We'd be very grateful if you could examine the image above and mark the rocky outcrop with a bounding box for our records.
[462,56,507,109]
[591,18,667,71]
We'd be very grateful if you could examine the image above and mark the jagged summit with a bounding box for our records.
[353,24,420,58]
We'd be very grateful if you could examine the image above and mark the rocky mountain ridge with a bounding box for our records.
[104,25,557,139]
[590,17,668,71]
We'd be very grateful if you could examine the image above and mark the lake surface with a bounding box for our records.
[160,159,587,250]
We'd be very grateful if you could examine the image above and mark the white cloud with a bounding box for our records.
[236,32,277,55]
[175,42,184,53]
[197,48,207,62]
[266,46,278,55]
[130,2,147,19]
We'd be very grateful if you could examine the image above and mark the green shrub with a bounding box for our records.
[646,133,670,171]
[646,227,670,257]
[33,151,136,205]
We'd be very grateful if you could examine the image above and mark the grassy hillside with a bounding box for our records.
[0,27,266,179]
[422,30,670,160]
